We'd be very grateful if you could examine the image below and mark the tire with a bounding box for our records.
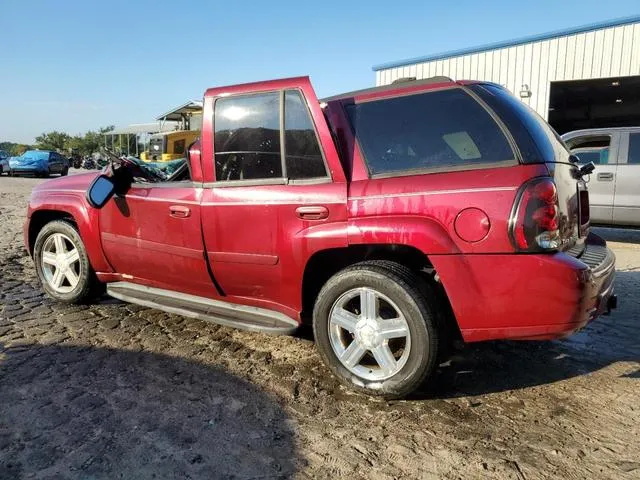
[0,165,3,175]
[33,220,102,304]
[61,167,69,176]
[313,261,440,399]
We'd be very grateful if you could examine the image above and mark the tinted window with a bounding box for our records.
[628,133,640,165]
[471,84,570,164]
[214,93,281,181]
[345,88,515,176]
[284,90,326,179]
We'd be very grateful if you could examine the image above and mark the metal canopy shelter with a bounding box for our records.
[106,121,180,156]
[156,100,203,130]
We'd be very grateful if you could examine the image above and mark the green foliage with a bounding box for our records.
[35,131,71,151]
[0,142,32,156]
[2,125,115,158]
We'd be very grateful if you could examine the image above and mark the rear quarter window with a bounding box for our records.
[470,84,570,164]
[345,87,515,176]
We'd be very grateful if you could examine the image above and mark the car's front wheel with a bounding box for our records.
[33,220,103,303]
[313,261,440,398]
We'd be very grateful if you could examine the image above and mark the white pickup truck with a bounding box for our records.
[563,126,640,227]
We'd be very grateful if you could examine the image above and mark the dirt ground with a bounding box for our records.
[1,172,638,480]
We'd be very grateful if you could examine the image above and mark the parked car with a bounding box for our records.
[0,150,9,175]
[562,127,640,226]
[24,77,616,398]
[9,150,69,177]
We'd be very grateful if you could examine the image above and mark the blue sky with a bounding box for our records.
[1,0,639,143]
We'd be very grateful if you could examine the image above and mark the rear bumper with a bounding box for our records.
[432,233,616,342]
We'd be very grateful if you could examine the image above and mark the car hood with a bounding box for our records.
[33,171,101,192]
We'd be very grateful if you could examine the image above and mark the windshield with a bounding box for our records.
[127,157,187,182]
[345,88,515,176]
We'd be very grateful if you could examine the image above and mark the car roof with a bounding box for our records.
[562,126,640,138]
[321,77,482,103]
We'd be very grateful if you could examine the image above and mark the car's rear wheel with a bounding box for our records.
[34,220,103,304]
[313,261,439,398]
[61,167,69,176]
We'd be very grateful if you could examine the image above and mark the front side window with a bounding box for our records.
[573,148,608,165]
[214,92,282,181]
[346,88,515,176]
[284,90,326,179]
[628,133,640,165]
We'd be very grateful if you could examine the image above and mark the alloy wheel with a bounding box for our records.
[328,287,411,381]
[40,233,82,294]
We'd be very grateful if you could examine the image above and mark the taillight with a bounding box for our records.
[509,177,560,251]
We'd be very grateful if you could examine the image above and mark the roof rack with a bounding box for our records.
[321,76,455,102]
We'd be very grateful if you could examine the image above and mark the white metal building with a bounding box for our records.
[373,15,640,133]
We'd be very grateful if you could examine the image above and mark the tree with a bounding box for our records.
[10,144,30,156]
[35,131,71,151]
[0,142,31,156]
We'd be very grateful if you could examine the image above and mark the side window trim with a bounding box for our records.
[212,88,330,185]
[279,90,287,179]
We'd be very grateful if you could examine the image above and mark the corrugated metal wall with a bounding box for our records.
[375,22,640,120]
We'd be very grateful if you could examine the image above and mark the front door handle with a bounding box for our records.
[597,172,614,181]
[169,205,191,218]
[296,205,329,220]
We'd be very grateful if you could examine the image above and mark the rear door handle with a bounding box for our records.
[169,205,191,218]
[296,205,329,220]
[597,172,614,181]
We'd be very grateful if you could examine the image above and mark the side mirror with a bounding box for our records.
[87,174,116,208]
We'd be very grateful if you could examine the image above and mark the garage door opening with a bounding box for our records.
[548,76,640,134]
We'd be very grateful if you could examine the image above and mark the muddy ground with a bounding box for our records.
[0,173,638,479]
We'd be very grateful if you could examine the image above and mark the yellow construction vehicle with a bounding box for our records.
[141,130,199,162]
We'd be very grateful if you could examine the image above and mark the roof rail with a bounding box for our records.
[321,76,456,102]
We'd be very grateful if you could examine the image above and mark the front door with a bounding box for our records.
[613,130,640,226]
[199,80,348,317]
[99,181,215,297]
[568,132,620,224]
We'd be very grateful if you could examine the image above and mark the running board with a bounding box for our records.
[106,282,299,335]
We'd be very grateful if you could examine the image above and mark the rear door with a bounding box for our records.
[613,129,640,226]
[199,78,348,316]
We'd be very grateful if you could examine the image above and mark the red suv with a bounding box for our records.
[24,76,616,398]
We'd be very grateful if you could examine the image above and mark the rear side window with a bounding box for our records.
[345,88,515,176]
[628,133,640,164]
[214,92,282,181]
[471,84,569,164]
